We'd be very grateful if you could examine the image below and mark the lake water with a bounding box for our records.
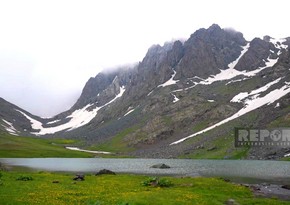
[1,158,290,185]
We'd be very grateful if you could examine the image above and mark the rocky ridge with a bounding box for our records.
[1,24,290,160]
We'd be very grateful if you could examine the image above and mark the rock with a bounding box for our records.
[52,180,59,183]
[207,146,217,151]
[225,199,239,205]
[95,169,116,176]
[222,178,230,182]
[235,38,275,72]
[73,174,85,181]
[196,144,204,149]
[150,163,170,169]
[282,185,290,190]
[177,24,246,79]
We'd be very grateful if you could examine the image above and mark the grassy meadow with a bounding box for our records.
[0,171,288,205]
[0,132,93,158]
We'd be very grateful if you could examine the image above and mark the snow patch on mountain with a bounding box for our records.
[46,119,61,125]
[16,110,43,130]
[178,42,283,91]
[158,69,179,87]
[124,108,135,116]
[1,119,19,135]
[270,38,288,55]
[270,38,288,50]
[66,146,112,154]
[228,43,251,69]
[284,153,290,157]
[231,78,281,103]
[243,56,279,76]
[147,90,154,96]
[17,86,126,135]
[226,78,249,85]
[198,43,250,85]
[199,43,281,85]
[171,79,290,145]
[171,93,179,103]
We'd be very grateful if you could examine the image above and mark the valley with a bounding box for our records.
[1,24,290,160]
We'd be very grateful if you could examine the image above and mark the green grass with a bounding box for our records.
[0,171,288,205]
[180,133,249,160]
[214,77,260,95]
[180,117,253,159]
[191,121,210,133]
[0,132,93,158]
[90,126,139,154]
[268,111,290,128]
[162,116,173,126]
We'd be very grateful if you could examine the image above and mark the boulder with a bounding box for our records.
[73,174,85,181]
[150,163,170,169]
[225,199,239,205]
[95,169,116,176]
[207,146,217,151]
[282,185,290,190]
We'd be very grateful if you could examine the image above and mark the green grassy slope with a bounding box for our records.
[0,132,93,158]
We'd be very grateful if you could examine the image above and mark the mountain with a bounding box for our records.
[0,97,45,136]
[2,24,290,159]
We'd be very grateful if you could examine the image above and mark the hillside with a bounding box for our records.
[1,24,290,159]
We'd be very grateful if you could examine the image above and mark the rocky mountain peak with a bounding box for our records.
[234,37,277,71]
[207,23,222,33]
[263,35,272,42]
[176,24,246,78]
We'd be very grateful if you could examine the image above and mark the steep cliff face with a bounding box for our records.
[234,38,278,71]
[73,66,135,109]
[4,24,290,160]
[176,24,247,78]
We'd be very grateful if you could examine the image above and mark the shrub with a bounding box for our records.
[158,178,173,187]
[142,177,173,187]
[16,175,33,181]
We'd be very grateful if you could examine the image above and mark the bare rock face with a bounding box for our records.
[99,76,121,104]
[73,72,115,109]
[176,24,247,78]
[234,38,277,71]
[133,42,178,89]
[72,65,135,109]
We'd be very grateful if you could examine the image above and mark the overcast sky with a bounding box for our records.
[0,0,289,117]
